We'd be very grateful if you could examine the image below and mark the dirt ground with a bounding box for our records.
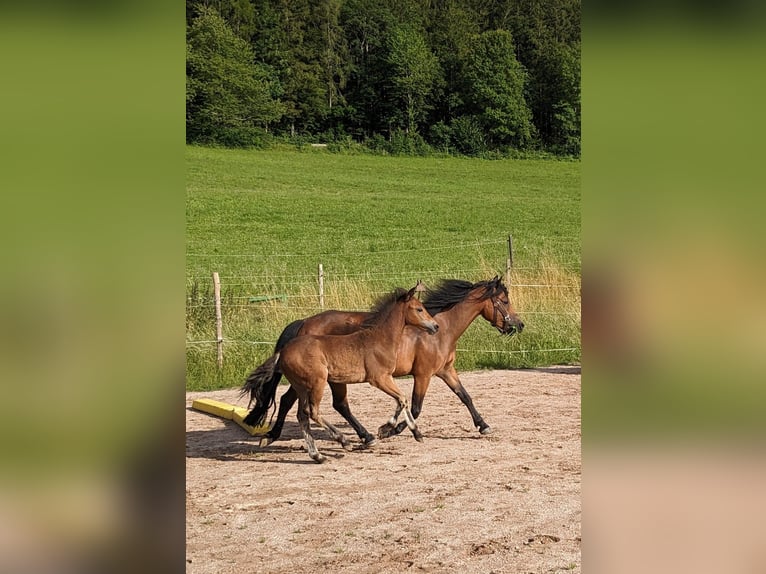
[186,367,581,574]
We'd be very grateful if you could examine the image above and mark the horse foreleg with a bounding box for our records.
[379,373,431,439]
[439,366,491,434]
[400,404,422,442]
[330,383,376,446]
[371,376,423,443]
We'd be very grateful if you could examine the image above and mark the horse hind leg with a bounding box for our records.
[309,397,353,452]
[330,383,376,446]
[297,396,325,463]
[260,384,299,447]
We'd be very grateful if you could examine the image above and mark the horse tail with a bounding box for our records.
[275,319,305,352]
[240,353,281,427]
[240,319,304,428]
[248,318,305,408]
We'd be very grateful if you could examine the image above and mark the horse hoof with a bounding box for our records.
[259,436,274,448]
[311,454,327,464]
[479,425,493,435]
[363,436,378,447]
[413,432,424,443]
[342,442,354,452]
[377,425,394,439]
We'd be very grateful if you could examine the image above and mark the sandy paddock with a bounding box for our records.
[186,367,581,574]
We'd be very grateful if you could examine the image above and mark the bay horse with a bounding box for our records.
[245,276,524,447]
[241,284,439,463]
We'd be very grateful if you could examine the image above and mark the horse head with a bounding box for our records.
[481,276,524,335]
[402,282,439,334]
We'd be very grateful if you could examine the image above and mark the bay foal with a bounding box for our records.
[241,284,439,463]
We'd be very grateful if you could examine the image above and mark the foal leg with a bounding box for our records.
[308,384,353,452]
[296,395,324,463]
[370,376,423,443]
[379,373,432,439]
[329,383,377,446]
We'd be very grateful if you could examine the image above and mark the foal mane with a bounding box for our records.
[361,287,410,327]
[423,278,507,315]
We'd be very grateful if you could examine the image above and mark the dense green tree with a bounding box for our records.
[315,0,349,112]
[427,0,482,122]
[186,6,284,143]
[382,0,429,29]
[187,0,257,40]
[461,30,532,148]
[528,39,580,153]
[498,0,580,150]
[275,0,324,134]
[386,26,442,134]
[185,0,580,155]
[340,0,397,137]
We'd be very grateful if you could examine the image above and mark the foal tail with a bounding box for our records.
[239,319,305,427]
[240,353,281,427]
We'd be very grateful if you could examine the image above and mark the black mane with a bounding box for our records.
[423,278,507,315]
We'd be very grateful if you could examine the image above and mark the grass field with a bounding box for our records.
[186,145,580,391]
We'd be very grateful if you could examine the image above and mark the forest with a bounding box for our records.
[186,0,580,157]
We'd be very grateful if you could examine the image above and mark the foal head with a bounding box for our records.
[401,281,439,334]
[366,282,439,334]
[478,276,525,335]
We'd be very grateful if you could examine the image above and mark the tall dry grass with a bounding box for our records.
[186,260,580,391]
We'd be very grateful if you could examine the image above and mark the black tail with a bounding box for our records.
[240,353,281,427]
[275,319,304,352]
[240,319,304,427]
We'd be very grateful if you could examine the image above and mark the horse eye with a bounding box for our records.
[417,308,423,313]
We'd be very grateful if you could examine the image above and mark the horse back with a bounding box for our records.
[280,331,370,385]
[300,310,371,337]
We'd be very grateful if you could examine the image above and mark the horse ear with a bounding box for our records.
[405,285,417,300]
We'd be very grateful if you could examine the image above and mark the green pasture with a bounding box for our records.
[186,145,580,390]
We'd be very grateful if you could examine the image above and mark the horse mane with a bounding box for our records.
[361,287,409,328]
[423,278,508,315]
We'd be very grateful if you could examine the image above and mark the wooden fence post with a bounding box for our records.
[213,271,223,369]
[506,234,513,286]
[318,263,324,308]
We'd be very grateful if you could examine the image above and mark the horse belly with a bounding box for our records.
[324,346,365,385]
[325,354,366,385]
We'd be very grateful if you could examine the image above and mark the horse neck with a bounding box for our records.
[435,295,486,345]
[370,301,407,349]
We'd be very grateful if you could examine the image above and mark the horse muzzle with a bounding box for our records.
[425,322,439,335]
[499,319,524,335]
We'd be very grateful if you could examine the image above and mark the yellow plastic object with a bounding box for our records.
[191,398,269,436]
[191,398,236,419]
[232,407,269,436]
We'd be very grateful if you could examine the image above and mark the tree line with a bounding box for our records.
[186,0,580,156]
